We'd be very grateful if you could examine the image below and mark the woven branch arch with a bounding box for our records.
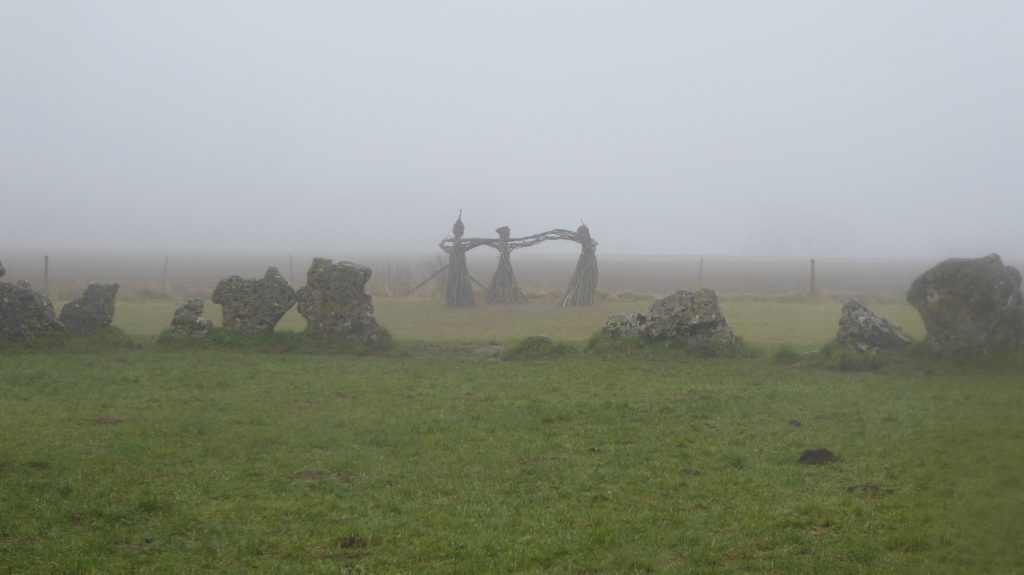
[438,215,598,308]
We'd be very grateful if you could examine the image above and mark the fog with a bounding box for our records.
[2,1,1022,260]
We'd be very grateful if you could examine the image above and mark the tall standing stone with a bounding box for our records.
[296,258,384,344]
[0,280,65,342]
[907,254,1024,354]
[59,282,119,337]
[211,267,296,335]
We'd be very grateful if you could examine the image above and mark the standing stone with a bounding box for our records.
[0,260,5,279]
[170,298,214,339]
[0,281,65,341]
[836,300,912,354]
[59,282,119,338]
[907,254,1024,354]
[296,258,384,343]
[602,288,734,347]
[211,267,296,335]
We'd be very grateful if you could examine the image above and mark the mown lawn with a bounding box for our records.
[1,345,1021,573]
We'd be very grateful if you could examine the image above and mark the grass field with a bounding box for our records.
[1,296,1021,573]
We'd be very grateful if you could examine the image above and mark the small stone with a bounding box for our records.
[170,298,214,339]
[799,448,839,465]
[907,254,1024,354]
[601,288,734,349]
[212,267,296,335]
[59,282,119,338]
[296,258,385,344]
[836,300,912,354]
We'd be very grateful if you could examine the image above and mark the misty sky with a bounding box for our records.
[2,1,1022,259]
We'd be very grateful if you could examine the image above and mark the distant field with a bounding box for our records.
[3,248,991,300]
[74,295,924,351]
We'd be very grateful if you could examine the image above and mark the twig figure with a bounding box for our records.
[561,224,598,307]
[440,214,476,307]
[486,226,528,304]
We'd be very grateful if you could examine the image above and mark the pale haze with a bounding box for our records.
[2,1,1022,259]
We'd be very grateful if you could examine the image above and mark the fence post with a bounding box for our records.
[162,256,169,294]
[43,255,49,294]
[698,257,703,290]
[810,258,817,297]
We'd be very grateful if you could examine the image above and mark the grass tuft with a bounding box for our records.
[0,326,140,353]
[502,335,577,360]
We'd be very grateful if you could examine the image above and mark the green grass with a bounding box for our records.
[2,296,1020,573]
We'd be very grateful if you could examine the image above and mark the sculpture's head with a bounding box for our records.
[452,213,465,238]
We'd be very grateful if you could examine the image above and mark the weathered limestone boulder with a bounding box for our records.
[170,298,214,339]
[59,282,119,337]
[0,281,65,341]
[296,258,384,343]
[907,254,1024,354]
[602,288,734,347]
[836,300,911,354]
[211,267,295,335]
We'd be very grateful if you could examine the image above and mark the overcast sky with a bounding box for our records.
[2,1,1022,259]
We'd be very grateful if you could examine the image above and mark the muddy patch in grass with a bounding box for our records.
[846,484,893,496]
[799,448,840,465]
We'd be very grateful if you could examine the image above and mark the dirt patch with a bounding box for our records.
[91,417,124,426]
[289,470,356,482]
[846,484,893,495]
[71,444,104,452]
[789,420,803,428]
[25,461,49,470]
[799,448,840,465]
[680,468,702,476]
[295,401,318,410]
[118,539,155,554]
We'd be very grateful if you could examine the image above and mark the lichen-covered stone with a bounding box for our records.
[0,281,65,341]
[296,258,384,343]
[907,254,1024,354]
[836,300,911,354]
[211,267,295,335]
[170,298,214,339]
[59,282,119,337]
[602,288,734,346]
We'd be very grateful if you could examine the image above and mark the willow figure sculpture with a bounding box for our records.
[486,226,528,304]
[561,224,598,307]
